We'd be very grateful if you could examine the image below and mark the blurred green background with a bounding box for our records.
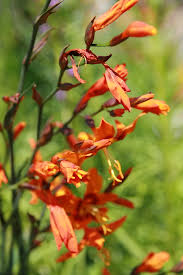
[1,0,183,274]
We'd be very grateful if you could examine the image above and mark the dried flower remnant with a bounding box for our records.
[171,256,183,273]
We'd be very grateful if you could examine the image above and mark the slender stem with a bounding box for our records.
[1,226,6,274]
[42,87,58,106]
[63,112,77,128]
[40,0,52,14]
[8,130,15,185]
[91,42,110,47]
[90,106,104,117]
[1,128,9,167]
[18,25,39,94]
[17,0,52,94]
[37,105,43,140]
[0,196,6,273]
[6,191,22,225]
[42,70,64,105]
[6,229,14,274]
[53,112,77,136]
[26,70,64,175]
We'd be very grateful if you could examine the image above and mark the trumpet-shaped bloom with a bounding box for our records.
[133,98,170,115]
[132,252,170,274]
[93,0,139,31]
[110,21,157,46]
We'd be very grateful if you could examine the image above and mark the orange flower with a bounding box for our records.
[75,64,128,114]
[13,121,26,140]
[57,216,127,263]
[133,98,170,115]
[59,160,88,187]
[110,21,157,46]
[30,161,59,178]
[93,0,139,31]
[49,205,78,253]
[133,252,170,274]
[104,66,131,111]
[93,114,145,143]
[0,164,8,186]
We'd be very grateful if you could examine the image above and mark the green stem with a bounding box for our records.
[17,0,52,94]
[90,106,104,117]
[40,0,52,14]
[91,42,110,47]
[0,196,6,273]
[8,130,15,185]
[18,25,39,94]
[1,226,6,274]
[53,112,77,136]
[63,112,77,127]
[37,105,43,141]
[42,70,64,105]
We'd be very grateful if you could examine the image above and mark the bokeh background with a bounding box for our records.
[0,0,183,274]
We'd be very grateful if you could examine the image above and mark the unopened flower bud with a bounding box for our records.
[110,21,157,46]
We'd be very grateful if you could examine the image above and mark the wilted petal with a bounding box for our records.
[85,17,96,49]
[105,67,131,111]
[32,84,43,106]
[70,56,86,84]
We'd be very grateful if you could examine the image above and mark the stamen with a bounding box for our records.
[103,148,122,182]
[114,160,124,179]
